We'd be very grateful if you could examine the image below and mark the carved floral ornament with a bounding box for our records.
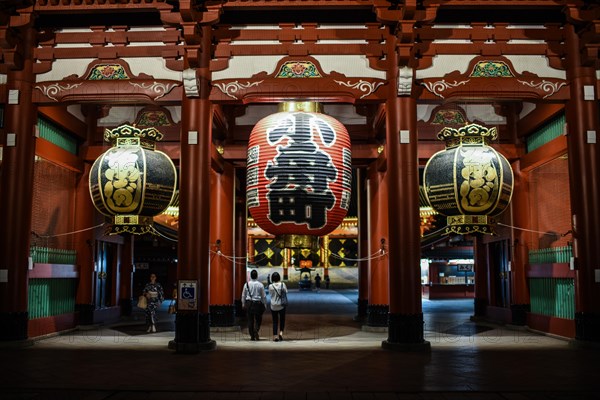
[469,61,515,78]
[87,64,130,80]
[276,61,322,78]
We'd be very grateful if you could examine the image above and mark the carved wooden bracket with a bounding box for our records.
[0,5,33,72]
[420,56,569,101]
[210,56,387,103]
[564,5,600,68]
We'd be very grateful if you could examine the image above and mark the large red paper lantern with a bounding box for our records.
[247,102,352,248]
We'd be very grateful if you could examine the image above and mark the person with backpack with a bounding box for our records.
[268,272,288,342]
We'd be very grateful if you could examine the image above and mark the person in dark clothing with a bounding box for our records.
[241,269,267,341]
[314,273,322,293]
[143,273,164,333]
[268,272,288,342]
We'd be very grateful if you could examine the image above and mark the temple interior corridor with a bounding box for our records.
[2,290,599,399]
[2,2,600,398]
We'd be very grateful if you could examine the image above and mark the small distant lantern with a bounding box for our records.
[246,102,352,249]
[423,123,513,235]
[89,125,177,235]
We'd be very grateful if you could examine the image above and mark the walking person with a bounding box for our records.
[314,273,322,293]
[242,269,267,341]
[268,272,288,342]
[143,273,164,333]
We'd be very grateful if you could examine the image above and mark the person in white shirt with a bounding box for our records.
[241,269,267,341]
[268,271,288,342]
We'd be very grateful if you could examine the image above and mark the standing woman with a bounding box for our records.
[268,272,288,342]
[143,273,164,333]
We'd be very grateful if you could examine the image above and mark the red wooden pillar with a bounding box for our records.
[209,162,235,326]
[0,25,36,341]
[247,236,255,264]
[366,162,389,327]
[565,25,600,342]
[234,184,247,315]
[509,160,531,325]
[357,168,369,321]
[382,36,428,350]
[174,25,216,352]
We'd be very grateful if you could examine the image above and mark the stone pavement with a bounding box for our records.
[1,289,600,399]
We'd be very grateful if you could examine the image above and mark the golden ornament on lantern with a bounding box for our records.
[246,102,352,250]
[423,123,514,235]
[89,124,177,235]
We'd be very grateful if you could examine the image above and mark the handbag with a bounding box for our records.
[137,295,147,309]
[273,283,288,307]
[280,284,288,306]
[168,300,176,314]
[243,283,251,310]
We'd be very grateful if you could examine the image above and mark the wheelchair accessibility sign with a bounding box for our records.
[178,280,198,310]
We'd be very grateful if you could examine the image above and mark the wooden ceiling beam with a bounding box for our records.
[416,25,564,42]
[38,105,88,141]
[517,103,565,138]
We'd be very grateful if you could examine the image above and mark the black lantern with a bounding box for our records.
[89,125,177,235]
[423,123,513,235]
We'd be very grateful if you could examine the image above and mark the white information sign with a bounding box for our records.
[178,280,198,311]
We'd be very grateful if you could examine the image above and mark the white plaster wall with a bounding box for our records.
[520,102,537,119]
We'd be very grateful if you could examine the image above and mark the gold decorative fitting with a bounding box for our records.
[216,145,224,155]
[377,145,385,154]
[278,234,320,251]
[445,215,497,235]
[106,215,154,235]
[278,102,322,113]
[104,124,163,150]
[437,123,497,148]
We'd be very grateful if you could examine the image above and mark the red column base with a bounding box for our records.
[383,312,429,350]
[174,312,216,353]
[366,304,389,327]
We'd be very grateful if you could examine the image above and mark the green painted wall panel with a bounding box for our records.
[28,278,77,319]
[526,114,565,153]
[37,118,78,155]
[529,277,575,319]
